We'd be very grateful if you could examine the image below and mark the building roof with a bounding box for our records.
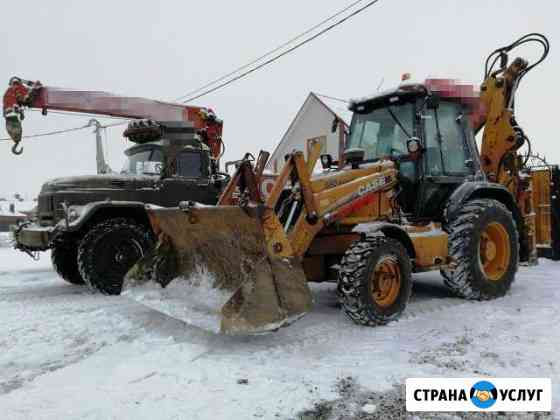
[267,92,352,171]
[312,93,352,126]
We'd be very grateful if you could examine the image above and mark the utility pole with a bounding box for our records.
[88,119,111,174]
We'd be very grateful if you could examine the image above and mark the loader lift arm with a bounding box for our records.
[2,77,224,157]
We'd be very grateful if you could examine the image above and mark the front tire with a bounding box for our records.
[443,199,518,300]
[338,236,412,326]
[51,236,84,285]
[78,218,154,295]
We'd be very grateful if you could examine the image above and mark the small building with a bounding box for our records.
[0,199,35,232]
[266,92,351,174]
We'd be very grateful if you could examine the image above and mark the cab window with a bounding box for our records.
[175,151,204,178]
[123,148,163,175]
[423,102,471,176]
[347,102,414,161]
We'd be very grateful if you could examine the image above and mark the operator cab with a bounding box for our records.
[347,83,481,220]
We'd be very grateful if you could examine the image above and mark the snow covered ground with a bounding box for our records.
[0,247,558,419]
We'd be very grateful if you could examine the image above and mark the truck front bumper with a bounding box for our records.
[12,223,55,251]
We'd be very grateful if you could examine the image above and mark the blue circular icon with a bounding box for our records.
[470,380,498,409]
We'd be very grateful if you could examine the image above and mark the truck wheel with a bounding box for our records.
[443,199,518,300]
[338,236,412,326]
[51,238,84,285]
[78,218,154,295]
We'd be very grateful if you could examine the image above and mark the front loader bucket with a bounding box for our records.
[122,206,313,335]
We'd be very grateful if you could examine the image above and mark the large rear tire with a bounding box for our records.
[443,199,518,300]
[78,218,154,295]
[338,236,412,326]
[51,237,84,285]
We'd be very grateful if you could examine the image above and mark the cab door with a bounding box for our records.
[416,101,476,219]
[160,151,219,206]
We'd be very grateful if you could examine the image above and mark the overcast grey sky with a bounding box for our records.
[1,0,557,196]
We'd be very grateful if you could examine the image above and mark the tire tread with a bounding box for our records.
[77,218,153,295]
[443,199,518,300]
[338,236,412,326]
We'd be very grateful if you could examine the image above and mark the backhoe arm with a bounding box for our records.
[476,34,549,182]
[476,34,549,264]
[478,57,528,181]
[423,34,548,265]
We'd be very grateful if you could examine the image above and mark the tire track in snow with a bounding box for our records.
[206,282,471,358]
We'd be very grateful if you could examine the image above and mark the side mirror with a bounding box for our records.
[406,137,422,161]
[344,148,365,169]
[212,172,231,188]
[321,154,334,169]
[426,93,440,110]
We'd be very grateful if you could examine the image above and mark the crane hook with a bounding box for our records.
[11,141,23,155]
[5,116,23,155]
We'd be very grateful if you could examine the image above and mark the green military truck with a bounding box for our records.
[14,121,229,295]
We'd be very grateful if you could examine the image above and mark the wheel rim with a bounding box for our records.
[114,239,143,268]
[95,233,144,280]
[370,256,401,307]
[479,222,511,281]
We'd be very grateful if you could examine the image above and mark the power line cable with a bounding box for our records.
[180,0,383,103]
[174,0,368,102]
[3,0,382,140]
[0,123,91,142]
[0,119,126,142]
[104,121,129,128]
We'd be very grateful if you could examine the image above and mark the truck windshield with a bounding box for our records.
[122,149,163,175]
[347,102,414,161]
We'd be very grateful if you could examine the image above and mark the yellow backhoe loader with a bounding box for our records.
[123,33,550,334]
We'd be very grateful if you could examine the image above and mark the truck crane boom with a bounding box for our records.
[2,77,223,157]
